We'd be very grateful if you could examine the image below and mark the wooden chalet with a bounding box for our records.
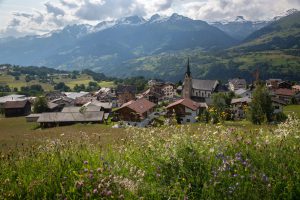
[115,98,156,122]
[166,98,207,123]
[4,100,31,117]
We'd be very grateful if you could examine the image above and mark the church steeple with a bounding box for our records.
[182,58,192,99]
[186,58,191,77]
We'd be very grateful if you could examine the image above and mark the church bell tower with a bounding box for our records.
[182,58,192,99]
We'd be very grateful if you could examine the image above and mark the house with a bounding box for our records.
[4,100,31,117]
[64,92,90,100]
[74,96,96,106]
[231,97,252,119]
[271,98,286,114]
[140,88,163,104]
[115,98,156,123]
[266,79,282,89]
[148,79,163,87]
[166,98,208,124]
[274,88,296,104]
[161,83,176,100]
[84,101,113,113]
[45,91,66,101]
[234,88,252,98]
[116,85,137,106]
[37,111,104,128]
[182,59,219,102]
[50,96,74,107]
[228,78,247,91]
[292,85,300,92]
[278,81,292,89]
[0,94,27,108]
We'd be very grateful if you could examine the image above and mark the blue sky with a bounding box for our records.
[1,0,300,38]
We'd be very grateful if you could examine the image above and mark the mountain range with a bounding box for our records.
[0,10,300,82]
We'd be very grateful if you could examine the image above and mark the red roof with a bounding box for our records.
[119,98,156,114]
[166,98,207,111]
[275,88,296,96]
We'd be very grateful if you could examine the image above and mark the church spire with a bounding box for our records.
[186,58,191,77]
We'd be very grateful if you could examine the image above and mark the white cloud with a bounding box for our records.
[1,0,300,38]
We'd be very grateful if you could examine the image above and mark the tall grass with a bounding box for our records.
[0,115,299,199]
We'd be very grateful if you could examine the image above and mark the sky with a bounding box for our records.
[0,0,300,38]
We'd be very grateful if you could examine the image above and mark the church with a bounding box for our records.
[182,59,219,102]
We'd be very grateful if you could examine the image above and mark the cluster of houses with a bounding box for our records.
[1,60,300,127]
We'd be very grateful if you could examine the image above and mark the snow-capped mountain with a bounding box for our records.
[272,8,299,21]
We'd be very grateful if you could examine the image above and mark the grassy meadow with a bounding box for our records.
[0,113,300,199]
[0,73,116,91]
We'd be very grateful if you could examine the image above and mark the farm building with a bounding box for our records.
[4,100,31,117]
[37,111,104,128]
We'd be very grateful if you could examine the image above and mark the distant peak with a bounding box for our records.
[149,14,161,21]
[273,8,299,21]
[169,13,191,21]
[285,8,299,15]
[117,15,146,25]
[235,16,246,22]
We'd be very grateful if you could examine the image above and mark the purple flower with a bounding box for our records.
[83,160,89,165]
[106,190,113,196]
[93,189,98,194]
[97,168,101,173]
[88,173,94,179]
[84,168,88,173]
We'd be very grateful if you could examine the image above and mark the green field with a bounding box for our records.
[284,105,300,118]
[0,73,116,91]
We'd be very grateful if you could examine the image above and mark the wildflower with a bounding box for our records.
[75,181,84,190]
[88,173,94,179]
[103,190,113,197]
[84,168,88,173]
[93,189,98,194]
[83,160,88,165]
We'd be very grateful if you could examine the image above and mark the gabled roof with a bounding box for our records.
[229,78,247,87]
[271,98,287,105]
[85,101,113,109]
[231,96,252,104]
[117,98,156,114]
[192,79,219,91]
[64,92,90,100]
[275,88,296,96]
[61,106,101,113]
[37,111,104,123]
[47,102,60,110]
[235,88,251,96]
[0,94,26,103]
[167,98,207,111]
[4,100,30,109]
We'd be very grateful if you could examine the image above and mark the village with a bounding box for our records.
[0,60,300,128]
